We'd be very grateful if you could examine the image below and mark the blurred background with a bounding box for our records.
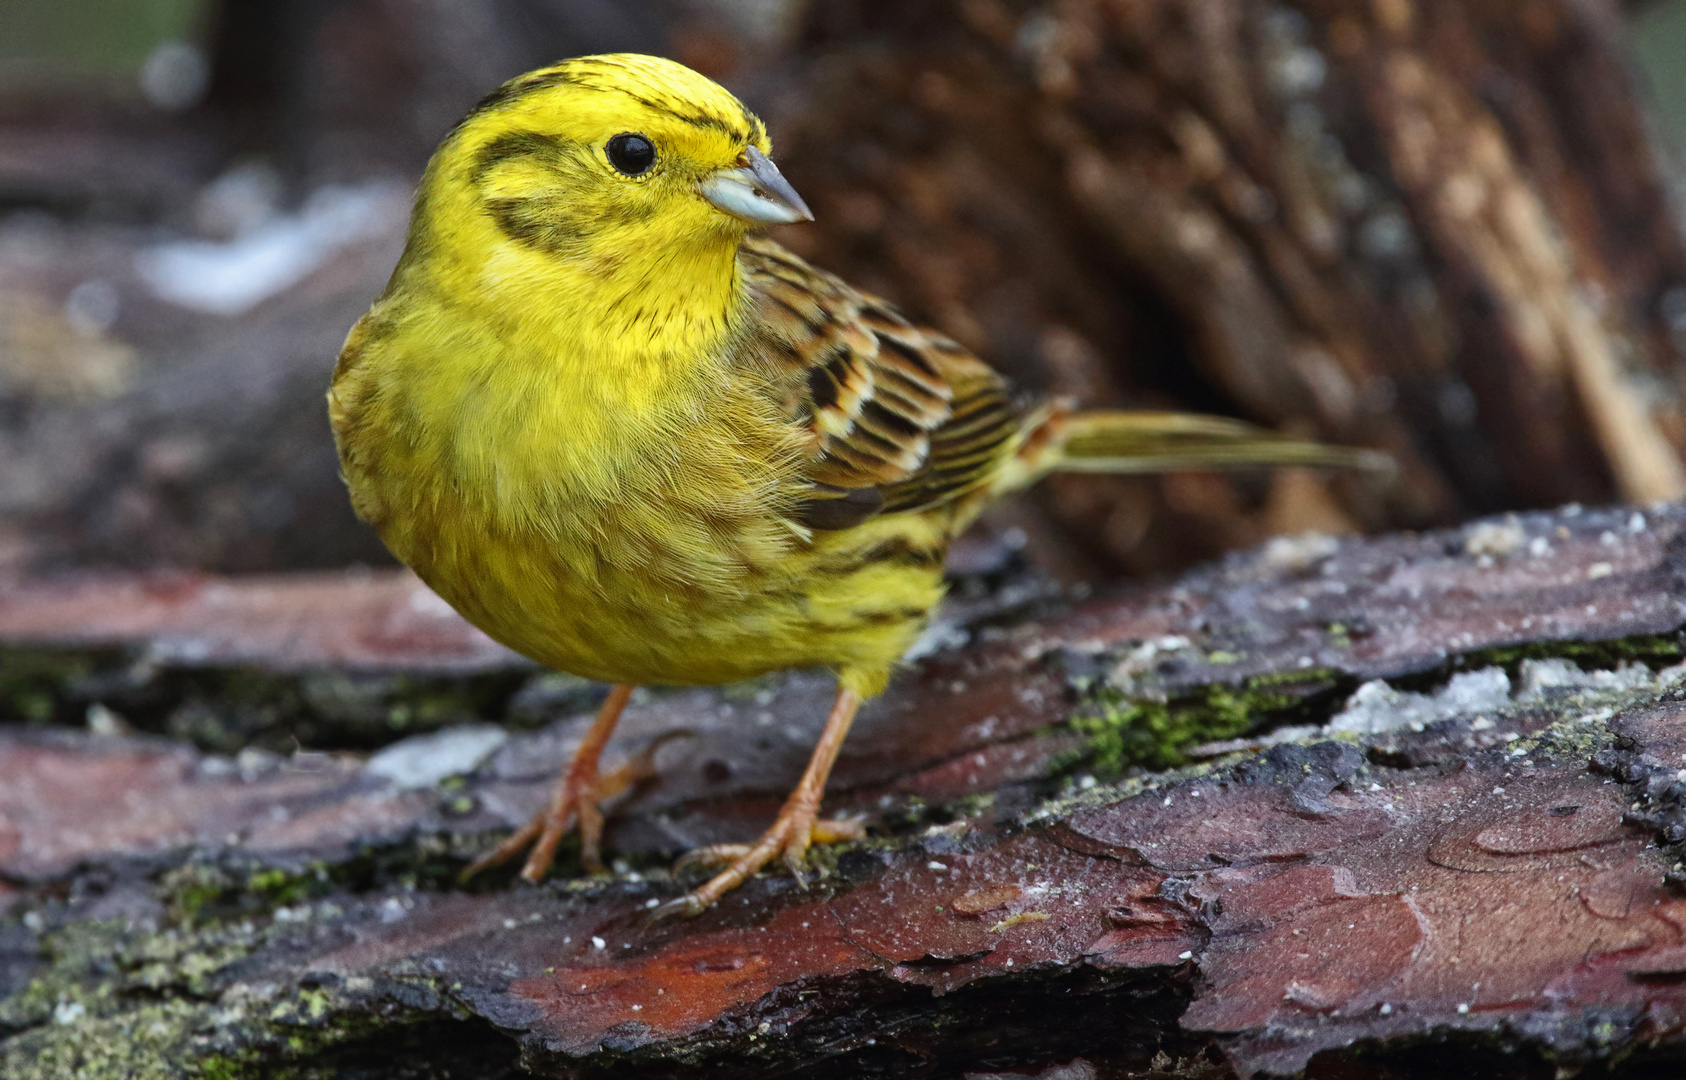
[3,0,1686,585]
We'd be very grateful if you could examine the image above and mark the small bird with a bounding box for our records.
[329,54,1384,915]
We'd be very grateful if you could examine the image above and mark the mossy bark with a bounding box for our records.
[10,503,1686,1077]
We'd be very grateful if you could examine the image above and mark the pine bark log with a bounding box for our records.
[772,0,1686,575]
[8,502,1686,1077]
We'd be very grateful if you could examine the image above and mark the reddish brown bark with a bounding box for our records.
[775,0,1686,575]
[8,503,1686,1076]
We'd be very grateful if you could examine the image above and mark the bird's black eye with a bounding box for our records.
[606,133,656,176]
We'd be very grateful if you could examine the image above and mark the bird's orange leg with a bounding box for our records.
[461,683,636,882]
[659,685,866,917]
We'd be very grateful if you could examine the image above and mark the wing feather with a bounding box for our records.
[739,237,1030,529]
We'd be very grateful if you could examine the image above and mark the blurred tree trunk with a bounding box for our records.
[772,0,1686,576]
[4,0,1686,580]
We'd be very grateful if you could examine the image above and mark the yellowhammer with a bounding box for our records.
[329,54,1384,915]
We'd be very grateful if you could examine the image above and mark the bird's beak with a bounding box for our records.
[700,146,814,224]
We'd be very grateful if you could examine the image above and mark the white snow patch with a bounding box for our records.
[1260,532,1340,571]
[1328,668,1511,735]
[1463,517,1526,558]
[137,181,405,315]
[1515,658,1658,701]
[52,1000,86,1026]
[365,724,508,789]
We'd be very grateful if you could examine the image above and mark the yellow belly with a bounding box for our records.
[331,292,961,697]
[388,489,953,696]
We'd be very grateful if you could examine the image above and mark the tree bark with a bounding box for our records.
[5,5,1686,1075]
[9,502,1686,1077]
[773,0,1686,574]
[3,1,1684,578]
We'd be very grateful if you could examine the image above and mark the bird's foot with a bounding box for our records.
[460,732,677,883]
[654,811,866,919]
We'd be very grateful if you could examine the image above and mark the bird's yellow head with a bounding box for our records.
[414,54,809,284]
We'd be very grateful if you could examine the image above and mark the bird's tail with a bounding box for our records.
[1001,407,1392,492]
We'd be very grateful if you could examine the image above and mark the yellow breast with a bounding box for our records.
[330,283,947,695]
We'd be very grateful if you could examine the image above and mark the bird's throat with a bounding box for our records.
[426,231,751,509]
[485,230,745,413]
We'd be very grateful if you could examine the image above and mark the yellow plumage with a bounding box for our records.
[329,53,1384,913]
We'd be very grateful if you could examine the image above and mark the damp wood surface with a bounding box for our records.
[9,502,1686,1078]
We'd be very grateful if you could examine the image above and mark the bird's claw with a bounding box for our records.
[460,731,687,884]
[671,842,755,878]
[662,814,867,914]
[644,892,709,925]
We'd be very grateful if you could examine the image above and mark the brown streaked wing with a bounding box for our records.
[739,237,1032,529]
